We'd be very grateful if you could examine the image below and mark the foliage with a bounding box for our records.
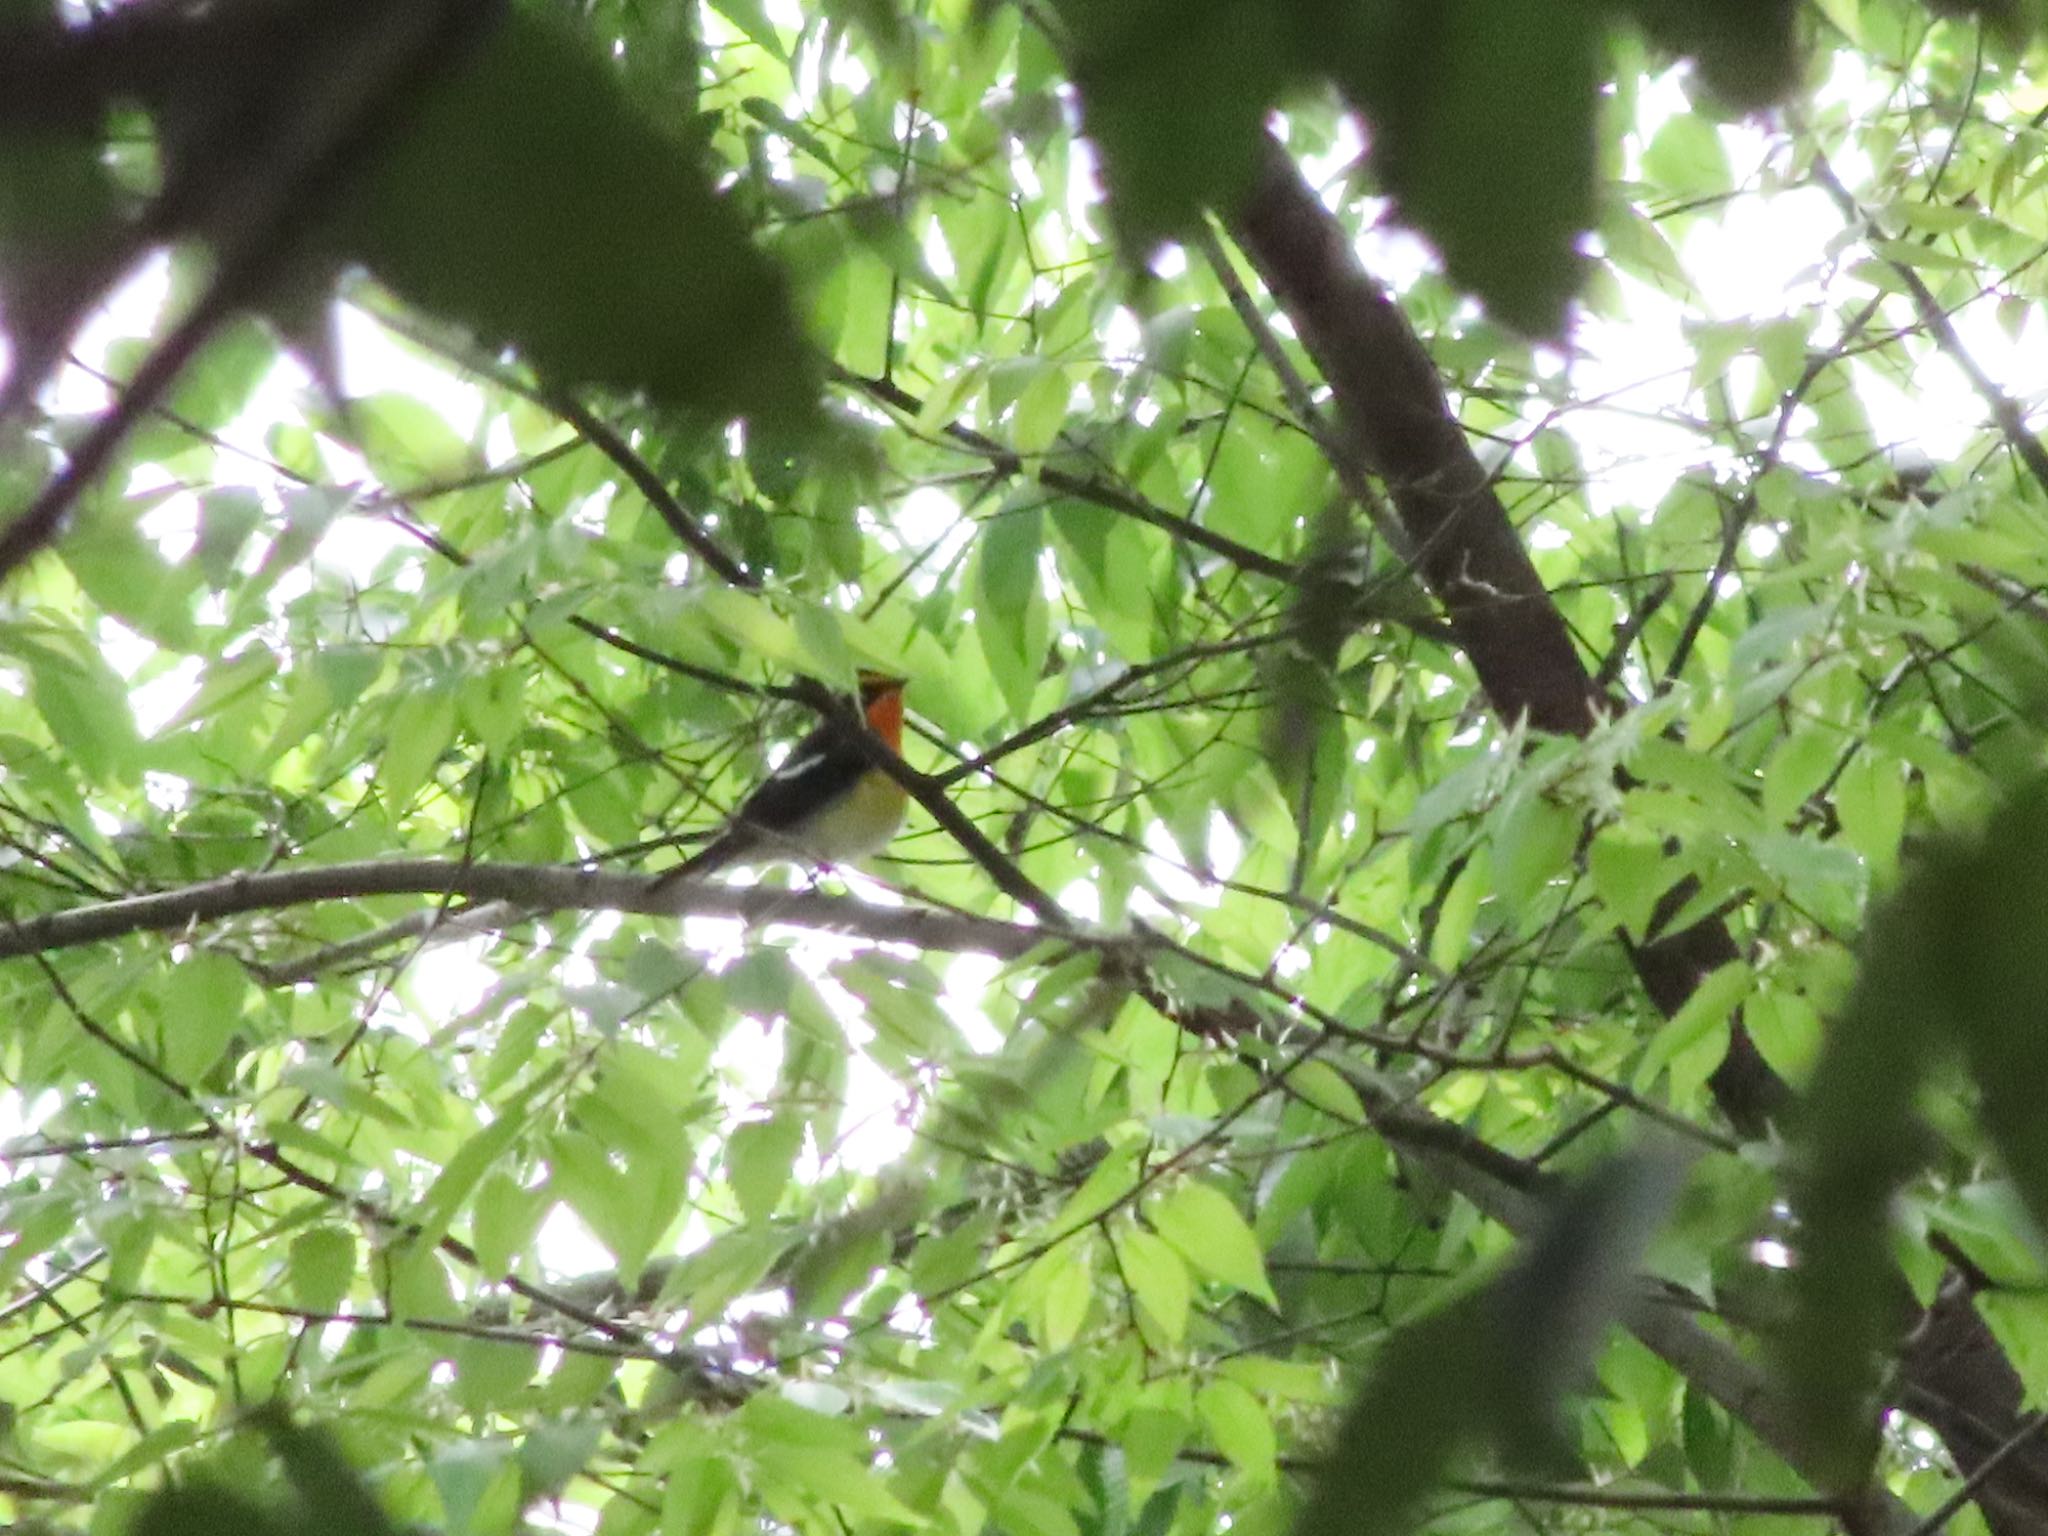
[3,3,2048,1536]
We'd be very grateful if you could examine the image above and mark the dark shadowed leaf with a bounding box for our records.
[257,1406,400,1536]
[1330,0,1600,334]
[1623,0,1804,108]
[334,7,816,426]
[1297,1145,1689,1536]
[1486,1142,1693,1463]
[1943,783,2048,1245]
[1058,0,1288,251]
[0,0,127,413]
[1783,799,1974,1481]
[132,1485,290,1536]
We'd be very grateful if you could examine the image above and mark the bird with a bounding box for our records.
[652,671,910,886]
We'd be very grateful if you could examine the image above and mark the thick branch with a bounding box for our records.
[1229,136,1600,737]
[1225,131,2032,1536]
[1225,132,1786,1135]
[0,860,1041,962]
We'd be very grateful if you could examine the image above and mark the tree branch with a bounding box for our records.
[0,859,1043,963]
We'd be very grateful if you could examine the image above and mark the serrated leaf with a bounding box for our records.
[1196,1378,1275,1482]
[1288,1059,1367,1123]
[1762,727,1837,825]
[289,1226,356,1316]
[1635,960,1752,1092]
[726,1114,804,1226]
[377,678,457,812]
[1113,1225,1189,1342]
[1149,1181,1276,1307]
[975,503,1047,718]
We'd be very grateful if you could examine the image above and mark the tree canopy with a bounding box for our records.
[6,4,2048,1536]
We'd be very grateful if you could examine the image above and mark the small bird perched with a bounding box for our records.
[653,671,910,885]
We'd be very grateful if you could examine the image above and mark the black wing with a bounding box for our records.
[734,719,870,834]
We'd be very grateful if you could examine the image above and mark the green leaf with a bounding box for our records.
[415,1080,545,1254]
[688,588,812,674]
[1287,1059,1367,1124]
[1761,726,1838,825]
[707,0,788,60]
[1785,809,1966,1478]
[726,1114,805,1225]
[156,951,247,1083]
[1149,1181,1277,1307]
[547,1130,661,1283]
[1113,1226,1190,1342]
[164,645,280,734]
[386,1242,460,1323]
[1624,0,1799,107]
[748,1441,924,1523]
[453,1338,537,1415]
[1429,848,1489,971]
[353,390,474,483]
[1944,782,2048,1250]
[377,676,458,812]
[257,1407,401,1536]
[1642,113,1731,200]
[1195,1378,1275,1483]
[1835,753,1905,882]
[277,1062,411,1128]
[518,1417,603,1500]
[1635,960,1751,1093]
[1587,828,1670,939]
[430,1440,522,1536]
[1039,1245,1095,1348]
[20,635,141,784]
[1012,364,1071,456]
[1489,789,1579,915]
[132,1487,288,1536]
[975,503,1048,719]
[288,1226,357,1317]
[472,1169,545,1277]
[62,497,200,651]
[662,1454,741,1536]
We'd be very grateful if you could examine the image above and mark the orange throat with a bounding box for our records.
[863,687,905,751]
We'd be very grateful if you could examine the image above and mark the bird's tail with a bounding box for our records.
[648,826,756,890]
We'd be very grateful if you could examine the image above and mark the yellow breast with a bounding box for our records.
[786,769,909,865]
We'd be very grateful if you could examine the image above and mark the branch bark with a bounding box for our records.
[0,859,1043,964]
[1225,131,2046,1536]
